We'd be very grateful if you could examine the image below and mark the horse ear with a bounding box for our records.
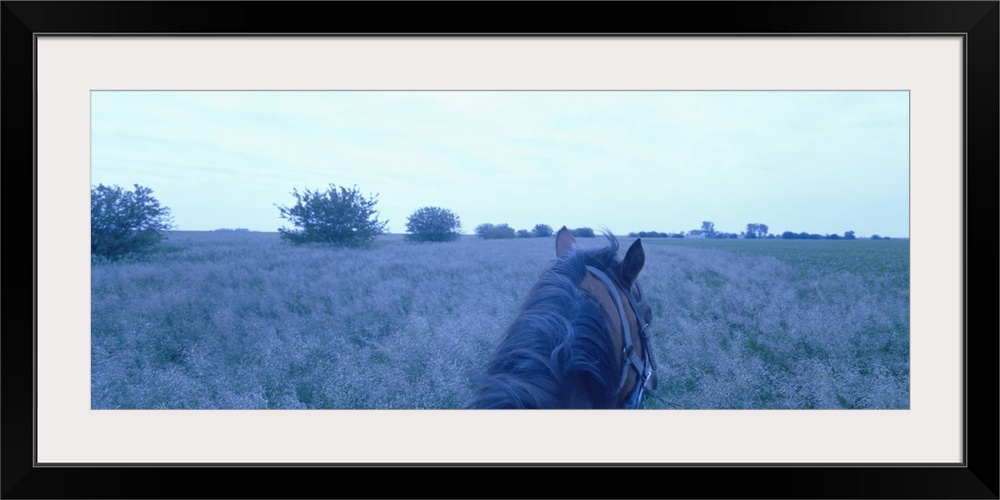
[556,226,577,258]
[620,238,645,287]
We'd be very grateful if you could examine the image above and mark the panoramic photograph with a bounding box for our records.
[90,90,910,410]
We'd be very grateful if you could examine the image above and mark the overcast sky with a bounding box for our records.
[91,90,909,237]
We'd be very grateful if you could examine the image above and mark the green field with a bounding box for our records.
[91,231,909,409]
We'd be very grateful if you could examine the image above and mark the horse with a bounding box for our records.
[468,226,657,409]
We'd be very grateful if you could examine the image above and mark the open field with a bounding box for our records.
[92,231,909,409]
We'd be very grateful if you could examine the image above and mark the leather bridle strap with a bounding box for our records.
[618,279,658,378]
[585,265,647,403]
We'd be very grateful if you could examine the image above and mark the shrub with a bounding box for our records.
[474,223,494,238]
[632,231,672,238]
[531,224,554,237]
[91,183,174,260]
[516,229,531,238]
[405,206,462,242]
[570,227,595,238]
[475,223,516,239]
[276,184,388,247]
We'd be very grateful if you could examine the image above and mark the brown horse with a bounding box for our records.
[468,226,657,408]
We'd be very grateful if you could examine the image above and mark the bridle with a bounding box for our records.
[585,265,657,409]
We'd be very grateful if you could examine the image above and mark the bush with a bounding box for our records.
[474,223,493,238]
[530,224,554,237]
[276,184,388,247]
[631,230,672,238]
[570,227,595,238]
[516,229,531,238]
[91,183,174,260]
[475,223,516,239]
[405,206,462,242]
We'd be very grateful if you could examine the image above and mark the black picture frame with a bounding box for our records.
[3,2,996,498]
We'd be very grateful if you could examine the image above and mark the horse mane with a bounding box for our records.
[468,233,623,409]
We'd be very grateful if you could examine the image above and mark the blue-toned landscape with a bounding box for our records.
[91,231,909,409]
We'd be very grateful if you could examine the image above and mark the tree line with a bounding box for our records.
[472,223,598,240]
[92,184,891,261]
[91,183,570,260]
[630,221,886,241]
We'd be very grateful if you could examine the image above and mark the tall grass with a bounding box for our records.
[92,232,908,409]
[640,239,909,409]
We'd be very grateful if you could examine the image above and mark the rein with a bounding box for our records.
[585,265,657,409]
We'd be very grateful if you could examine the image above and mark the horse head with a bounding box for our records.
[469,226,658,409]
[556,226,657,407]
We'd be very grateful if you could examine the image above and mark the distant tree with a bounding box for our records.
[475,223,494,238]
[701,221,715,236]
[745,223,768,239]
[782,231,797,239]
[91,183,174,260]
[871,234,882,240]
[571,227,595,238]
[531,224,554,237]
[516,229,531,238]
[490,224,516,239]
[843,230,856,240]
[497,224,517,239]
[475,222,516,239]
[405,206,462,242]
[276,184,387,247]
[635,231,670,238]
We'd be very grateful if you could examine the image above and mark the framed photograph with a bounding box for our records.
[5,2,996,498]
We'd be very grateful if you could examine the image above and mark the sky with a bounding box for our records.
[91,91,909,238]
